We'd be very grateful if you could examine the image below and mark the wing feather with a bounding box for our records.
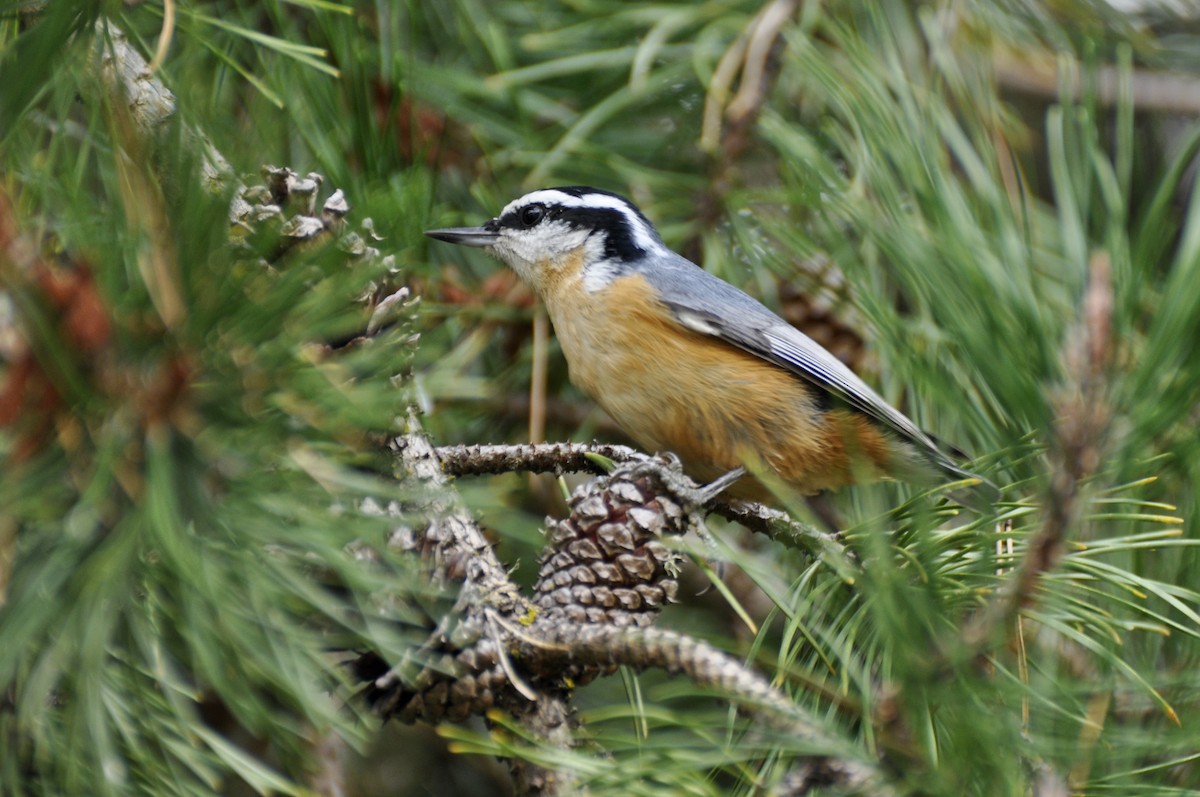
[644,252,990,492]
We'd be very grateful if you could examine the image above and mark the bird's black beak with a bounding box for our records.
[424,226,500,248]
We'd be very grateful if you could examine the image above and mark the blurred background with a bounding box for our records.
[3,1,1200,794]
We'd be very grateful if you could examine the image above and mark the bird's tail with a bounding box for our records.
[893,436,1000,514]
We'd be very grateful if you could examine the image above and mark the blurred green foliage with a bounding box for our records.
[2,0,1200,795]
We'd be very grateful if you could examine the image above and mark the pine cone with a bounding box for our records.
[357,461,703,718]
[228,165,413,351]
[533,464,689,630]
[354,628,512,724]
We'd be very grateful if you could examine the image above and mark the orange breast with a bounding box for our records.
[542,272,897,499]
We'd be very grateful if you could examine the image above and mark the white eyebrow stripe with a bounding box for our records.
[501,189,663,254]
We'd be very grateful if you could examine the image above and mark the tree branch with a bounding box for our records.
[435,441,846,559]
[363,437,881,794]
[95,20,232,192]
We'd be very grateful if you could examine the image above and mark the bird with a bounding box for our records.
[426,186,996,509]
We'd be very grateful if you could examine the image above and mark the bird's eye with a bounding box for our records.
[520,204,546,227]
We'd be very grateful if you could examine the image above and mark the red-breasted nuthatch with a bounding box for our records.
[427,187,996,508]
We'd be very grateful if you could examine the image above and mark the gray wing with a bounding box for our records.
[643,252,987,487]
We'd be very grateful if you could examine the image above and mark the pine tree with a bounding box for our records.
[3,2,1199,795]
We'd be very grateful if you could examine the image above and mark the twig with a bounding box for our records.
[725,0,801,125]
[500,619,886,794]
[700,0,800,153]
[995,51,1200,115]
[437,440,647,479]
[528,310,550,445]
[504,619,812,731]
[693,0,798,258]
[94,20,232,191]
[146,0,176,73]
[435,441,844,559]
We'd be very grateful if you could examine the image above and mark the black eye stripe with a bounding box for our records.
[495,200,648,261]
[497,204,558,229]
[559,207,644,261]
